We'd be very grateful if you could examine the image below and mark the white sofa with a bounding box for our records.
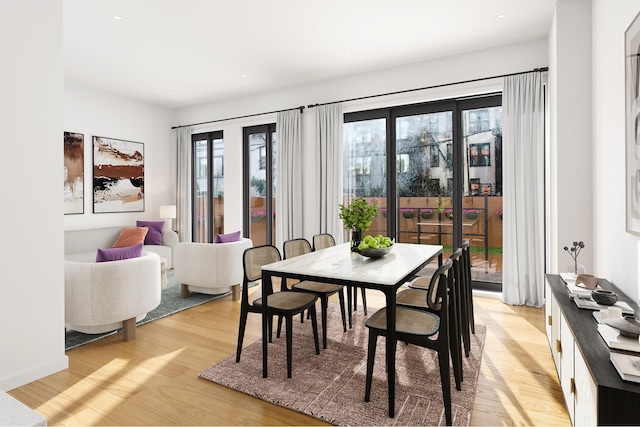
[64,251,161,340]
[65,226,179,268]
[174,238,253,300]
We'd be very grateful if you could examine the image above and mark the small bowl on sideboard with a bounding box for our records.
[591,289,618,306]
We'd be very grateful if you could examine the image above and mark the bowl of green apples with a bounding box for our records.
[357,235,393,258]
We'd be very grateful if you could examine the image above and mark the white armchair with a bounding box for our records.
[64,251,161,341]
[174,238,253,300]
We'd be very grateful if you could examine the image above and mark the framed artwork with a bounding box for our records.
[469,143,491,167]
[93,136,144,213]
[64,132,84,214]
[626,11,640,235]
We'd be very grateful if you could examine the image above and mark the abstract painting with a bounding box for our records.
[64,132,84,214]
[626,11,640,235]
[93,136,144,213]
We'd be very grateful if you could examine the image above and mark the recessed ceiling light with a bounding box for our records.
[497,14,507,19]
[241,75,248,78]
[346,50,353,55]
[112,15,123,21]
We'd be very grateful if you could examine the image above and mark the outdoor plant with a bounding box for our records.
[464,208,479,219]
[563,241,585,274]
[250,209,266,222]
[421,208,433,219]
[401,208,415,218]
[443,208,454,219]
[496,208,503,220]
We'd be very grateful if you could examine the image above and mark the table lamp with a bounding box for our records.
[159,205,176,231]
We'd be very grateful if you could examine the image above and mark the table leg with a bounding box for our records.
[385,291,397,418]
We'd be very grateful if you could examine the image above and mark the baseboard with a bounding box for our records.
[473,289,502,300]
[0,355,68,392]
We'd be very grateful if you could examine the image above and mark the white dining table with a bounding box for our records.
[260,242,443,418]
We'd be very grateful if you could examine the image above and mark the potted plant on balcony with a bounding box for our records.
[401,208,415,218]
[464,208,479,220]
[443,208,454,220]
[496,208,503,220]
[421,208,433,219]
[339,198,379,251]
[251,209,266,223]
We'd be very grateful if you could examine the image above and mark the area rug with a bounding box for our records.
[65,269,231,351]
[200,303,486,426]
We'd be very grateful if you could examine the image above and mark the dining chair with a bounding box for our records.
[460,240,475,353]
[312,232,368,326]
[282,238,347,349]
[364,259,455,426]
[395,248,464,387]
[235,245,320,378]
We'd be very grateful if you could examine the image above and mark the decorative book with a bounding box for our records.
[598,324,640,353]
[573,296,634,314]
[610,352,640,383]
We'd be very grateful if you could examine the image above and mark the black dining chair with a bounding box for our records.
[364,259,455,425]
[235,245,320,378]
[312,232,368,327]
[395,248,464,387]
[282,238,347,349]
[460,240,475,354]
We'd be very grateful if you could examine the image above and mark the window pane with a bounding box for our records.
[396,111,452,248]
[462,106,502,283]
[249,132,268,246]
[343,118,387,239]
[212,137,224,238]
[194,138,209,242]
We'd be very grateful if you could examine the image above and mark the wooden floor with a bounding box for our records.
[9,285,570,426]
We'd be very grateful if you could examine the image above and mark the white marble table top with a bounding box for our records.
[263,242,442,287]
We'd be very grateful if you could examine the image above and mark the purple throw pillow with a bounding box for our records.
[136,220,165,245]
[214,230,241,243]
[96,243,144,262]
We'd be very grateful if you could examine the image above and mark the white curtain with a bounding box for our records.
[275,109,303,249]
[502,72,545,307]
[316,104,344,243]
[175,126,193,242]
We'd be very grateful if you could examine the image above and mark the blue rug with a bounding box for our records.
[65,269,230,350]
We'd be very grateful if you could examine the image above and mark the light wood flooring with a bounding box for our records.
[9,284,570,426]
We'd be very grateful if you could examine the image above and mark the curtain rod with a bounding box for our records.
[307,67,548,109]
[171,105,305,130]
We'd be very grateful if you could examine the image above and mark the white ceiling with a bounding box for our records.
[64,0,556,109]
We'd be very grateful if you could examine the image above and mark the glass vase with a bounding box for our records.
[351,229,362,252]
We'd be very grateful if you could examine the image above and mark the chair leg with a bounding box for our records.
[364,331,378,402]
[309,303,320,355]
[277,315,284,339]
[338,287,347,332]
[438,348,453,426]
[235,307,248,362]
[449,293,462,389]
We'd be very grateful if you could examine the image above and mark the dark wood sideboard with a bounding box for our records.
[545,274,640,425]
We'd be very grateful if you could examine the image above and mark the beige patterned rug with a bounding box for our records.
[199,303,486,426]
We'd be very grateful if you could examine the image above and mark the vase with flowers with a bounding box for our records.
[339,198,379,251]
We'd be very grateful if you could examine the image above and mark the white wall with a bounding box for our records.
[0,0,69,390]
[593,0,640,302]
[173,38,549,243]
[64,83,175,231]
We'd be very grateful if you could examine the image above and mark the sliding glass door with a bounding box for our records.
[344,94,503,290]
[243,124,277,246]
